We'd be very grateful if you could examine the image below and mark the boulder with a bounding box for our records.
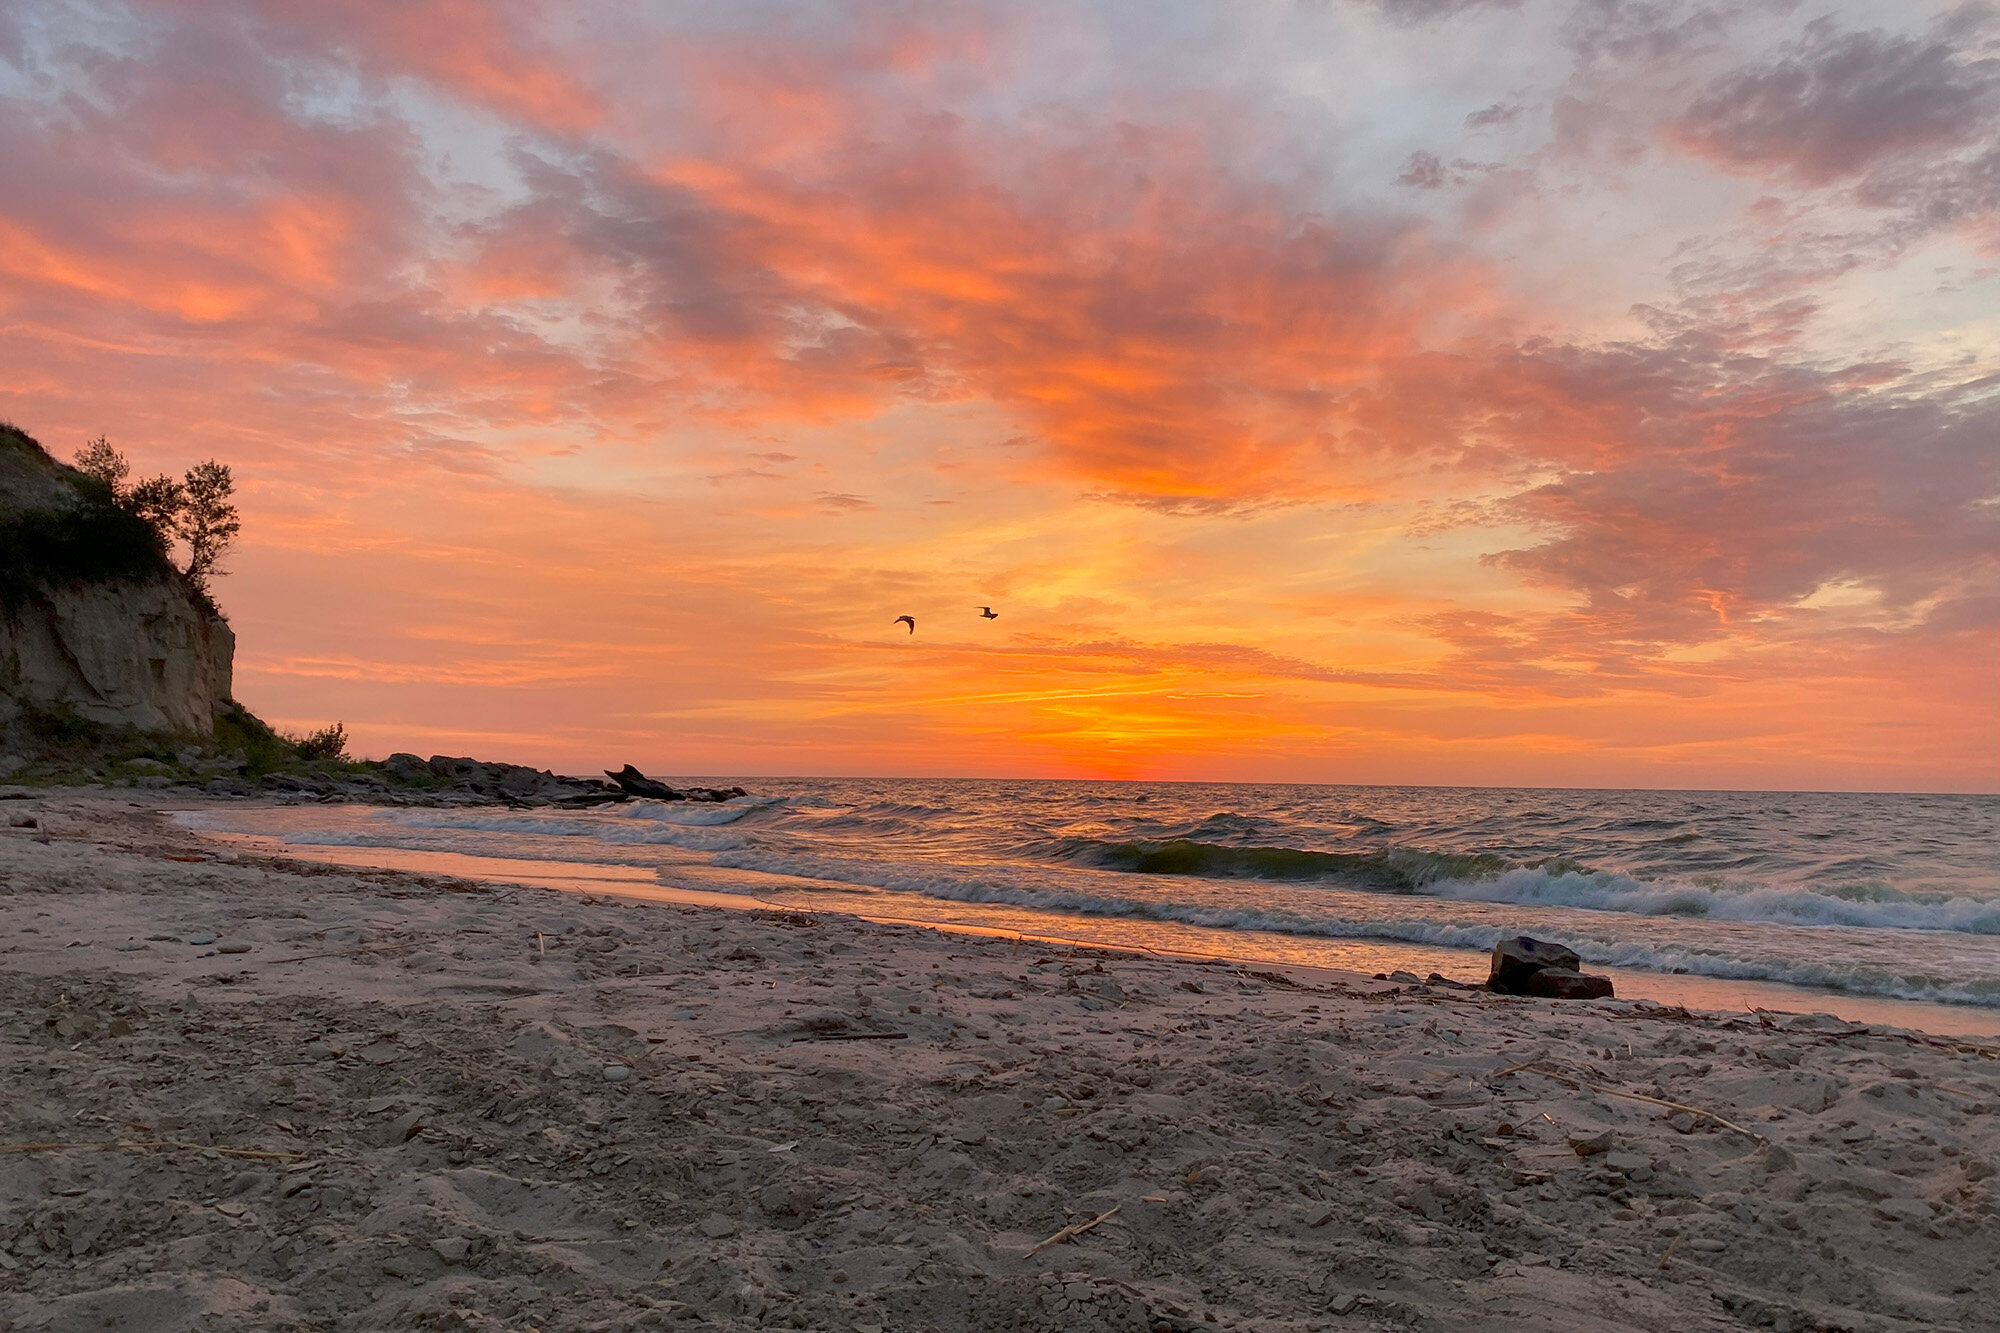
[1524,967,1615,1000]
[605,764,686,800]
[382,753,431,782]
[1488,936,1581,994]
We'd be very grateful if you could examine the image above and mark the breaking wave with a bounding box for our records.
[705,848,2000,1007]
[1039,837,1996,934]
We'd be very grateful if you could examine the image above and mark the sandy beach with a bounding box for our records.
[3,791,1996,1333]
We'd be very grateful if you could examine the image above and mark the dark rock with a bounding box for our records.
[1523,967,1615,1000]
[602,766,745,802]
[1487,936,1582,994]
[382,753,431,782]
[605,764,685,800]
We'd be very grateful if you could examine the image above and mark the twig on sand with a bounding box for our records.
[1,1140,305,1161]
[790,1031,909,1043]
[1507,1062,1767,1145]
[1027,1205,1120,1256]
[1657,1235,1681,1270]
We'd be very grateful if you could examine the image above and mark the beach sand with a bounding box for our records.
[2,792,1996,1333]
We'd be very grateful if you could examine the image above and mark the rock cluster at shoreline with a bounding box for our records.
[33,752,749,810]
[1,792,1995,1333]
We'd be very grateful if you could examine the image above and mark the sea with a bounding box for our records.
[176,780,2000,1036]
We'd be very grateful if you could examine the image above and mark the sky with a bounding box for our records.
[2,0,1995,791]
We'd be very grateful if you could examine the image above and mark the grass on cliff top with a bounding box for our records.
[2,700,384,787]
[0,421,179,609]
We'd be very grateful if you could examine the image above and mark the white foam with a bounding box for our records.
[708,848,2000,1008]
[1418,866,1999,934]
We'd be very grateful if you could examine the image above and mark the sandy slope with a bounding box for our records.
[1,792,1996,1333]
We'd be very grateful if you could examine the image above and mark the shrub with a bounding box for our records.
[288,722,349,762]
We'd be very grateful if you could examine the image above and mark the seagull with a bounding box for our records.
[894,615,916,634]
[977,606,998,620]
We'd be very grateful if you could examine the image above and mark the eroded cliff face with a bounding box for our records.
[1,423,236,737]
[1,579,234,734]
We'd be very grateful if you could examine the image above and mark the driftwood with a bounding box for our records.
[1027,1205,1120,1256]
[790,1031,908,1043]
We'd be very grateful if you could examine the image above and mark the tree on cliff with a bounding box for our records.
[72,439,240,596]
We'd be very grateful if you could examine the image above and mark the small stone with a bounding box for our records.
[1840,1124,1874,1144]
[1875,1198,1933,1224]
[1685,1238,1727,1253]
[1604,1152,1651,1174]
[431,1236,471,1263]
[1043,1097,1068,1110]
[187,934,218,946]
[1667,1112,1696,1133]
[1328,1292,1360,1315]
[381,1251,430,1279]
[603,1065,632,1083]
[1764,1144,1797,1173]
[700,1214,738,1239]
[1569,1130,1614,1157]
[386,1109,427,1143]
[356,1043,400,1066]
[216,943,251,955]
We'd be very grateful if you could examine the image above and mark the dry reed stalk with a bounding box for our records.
[1027,1205,1121,1256]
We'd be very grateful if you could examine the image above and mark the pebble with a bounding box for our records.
[431,1236,472,1263]
[187,934,218,946]
[217,943,251,955]
[1875,1198,1933,1224]
[604,1065,632,1082]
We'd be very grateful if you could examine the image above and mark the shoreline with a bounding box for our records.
[184,807,2000,1039]
[3,790,1996,1332]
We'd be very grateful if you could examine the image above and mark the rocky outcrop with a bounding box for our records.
[1,425,234,737]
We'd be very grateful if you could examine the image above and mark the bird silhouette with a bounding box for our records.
[894,615,916,634]
[978,606,998,620]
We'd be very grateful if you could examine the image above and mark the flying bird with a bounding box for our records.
[978,606,998,620]
[894,615,916,634]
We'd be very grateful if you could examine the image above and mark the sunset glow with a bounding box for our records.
[3,0,1994,790]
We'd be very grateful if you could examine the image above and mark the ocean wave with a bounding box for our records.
[705,849,2000,1007]
[370,811,749,851]
[1037,836,1996,934]
[1043,836,1515,889]
[1424,867,2000,933]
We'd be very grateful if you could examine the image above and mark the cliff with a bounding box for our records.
[0,424,234,737]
